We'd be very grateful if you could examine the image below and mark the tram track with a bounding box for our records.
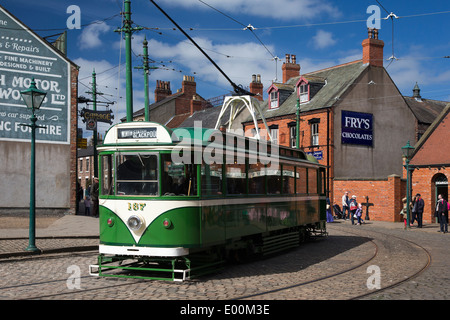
[0,225,433,300]
[232,225,432,300]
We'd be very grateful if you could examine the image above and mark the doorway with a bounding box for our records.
[433,173,448,222]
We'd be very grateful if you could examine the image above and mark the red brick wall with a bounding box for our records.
[334,175,405,222]
[411,168,449,224]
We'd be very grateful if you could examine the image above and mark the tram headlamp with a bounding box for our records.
[127,215,144,231]
[163,218,172,229]
[107,217,115,227]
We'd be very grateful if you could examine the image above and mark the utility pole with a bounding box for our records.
[86,69,103,177]
[114,0,143,122]
[135,37,157,121]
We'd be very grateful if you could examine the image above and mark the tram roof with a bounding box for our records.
[102,121,315,163]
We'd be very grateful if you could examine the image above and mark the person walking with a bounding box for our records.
[436,194,448,233]
[412,193,425,228]
[326,198,334,223]
[342,191,350,220]
[355,203,363,225]
[349,195,358,225]
[84,196,91,216]
[90,177,100,218]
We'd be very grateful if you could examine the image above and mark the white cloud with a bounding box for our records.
[78,21,111,50]
[312,30,336,49]
[145,37,279,96]
[157,0,340,21]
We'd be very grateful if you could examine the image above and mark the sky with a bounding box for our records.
[3,0,450,137]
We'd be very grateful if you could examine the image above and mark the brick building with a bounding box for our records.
[409,103,450,223]
[0,5,79,215]
[128,75,212,128]
[239,29,448,222]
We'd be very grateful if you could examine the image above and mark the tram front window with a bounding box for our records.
[116,154,158,196]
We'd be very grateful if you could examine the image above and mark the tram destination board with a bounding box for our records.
[118,127,157,139]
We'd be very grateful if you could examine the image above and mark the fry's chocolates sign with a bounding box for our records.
[341,110,373,147]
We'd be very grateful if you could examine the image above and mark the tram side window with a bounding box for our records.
[226,162,246,195]
[296,167,308,194]
[161,154,197,196]
[116,154,158,196]
[282,165,295,194]
[201,163,222,196]
[319,169,326,195]
[248,163,265,194]
[308,168,318,194]
[267,167,281,194]
[101,155,113,195]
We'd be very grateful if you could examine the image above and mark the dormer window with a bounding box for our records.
[269,91,279,109]
[299,84,309,103]
[296,76,325,104]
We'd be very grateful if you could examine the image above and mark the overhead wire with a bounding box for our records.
[197,0,275,59]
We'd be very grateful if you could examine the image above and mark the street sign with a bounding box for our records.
[80,108,114,124]
[77,138,87,149]
[86,119,96,131]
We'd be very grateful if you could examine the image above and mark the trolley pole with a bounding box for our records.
[92,70,98,177]
[135,37,157,122]
[115,0,143,122]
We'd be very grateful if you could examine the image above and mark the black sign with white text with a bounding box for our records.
[118,127,157,139]
[0,7,70,143]
[341,110,373,147]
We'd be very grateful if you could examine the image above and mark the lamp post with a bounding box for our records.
[402,140,415,230]
[20,78,47,252]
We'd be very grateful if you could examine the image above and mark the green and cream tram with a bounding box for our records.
[90,121,327,281]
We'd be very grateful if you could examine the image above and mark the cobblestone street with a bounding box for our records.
[1,220,448,303]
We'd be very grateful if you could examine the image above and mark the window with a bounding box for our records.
[101,155,113,195]
[269,125,279,145]
[296,167,307,194]
[116,153,159,196]
[311,123,319,146]
[86,157,89,172]
[161,153,197,196]
[308,168,318,194]
[270,91,279,109]
[282,165,295,194]
[299,84,308,103]
[226,161,246,195]
[289,125,297,148]
[267,168,281,194]
[79,159,83,172]
[248,163,265,194]
[201,163,222,196]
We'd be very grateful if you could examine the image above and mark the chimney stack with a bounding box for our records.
[362,28,384,67]
[250,74,264,101]
[154,80,172,102]
[182,75,196,98]
[282,54,300,83]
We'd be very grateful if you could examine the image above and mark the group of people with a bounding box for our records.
[400,193,448,233]
[340,191,364,225]
[326,191,364,225]
[326,190,449,233]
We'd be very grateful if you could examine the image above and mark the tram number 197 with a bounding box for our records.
[128,203,146,211]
